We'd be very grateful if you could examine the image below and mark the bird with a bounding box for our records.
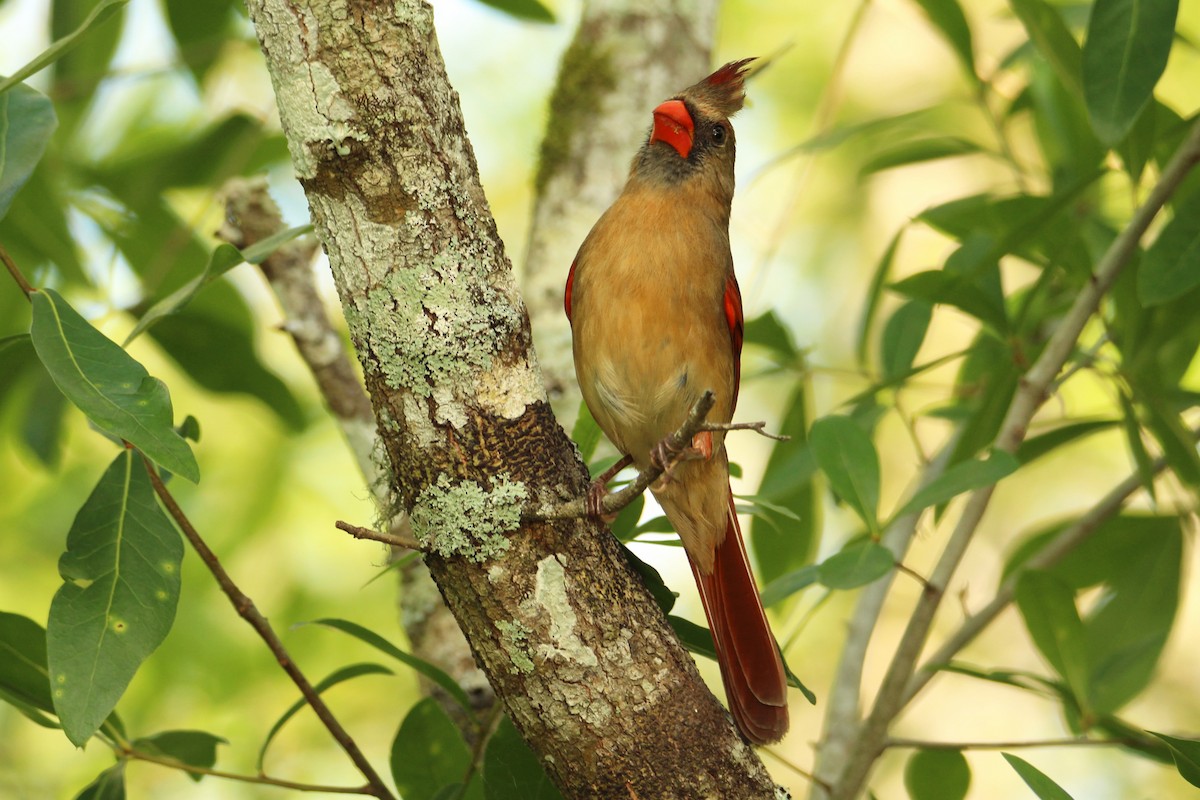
[564,58,789,744]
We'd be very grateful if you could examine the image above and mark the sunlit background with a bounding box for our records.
[1,0,1199,797]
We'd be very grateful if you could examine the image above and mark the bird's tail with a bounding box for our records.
[690,490,789,744]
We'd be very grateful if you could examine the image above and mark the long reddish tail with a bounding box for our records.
[690,491,789,744]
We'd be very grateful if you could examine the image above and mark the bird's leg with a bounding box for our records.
[650,430,713,486]
[586,454,634,519]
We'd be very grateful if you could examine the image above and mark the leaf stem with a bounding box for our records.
[143,460,396,800]
[0,243,35,300]
[120,746,375,794]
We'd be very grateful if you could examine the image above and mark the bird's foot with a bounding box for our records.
[650,431,713,486]
[585,454,633,521]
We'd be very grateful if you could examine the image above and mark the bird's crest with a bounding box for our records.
[682,58,755,117]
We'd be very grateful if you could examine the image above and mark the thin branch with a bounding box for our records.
[830,117,1200,800]
[1,243,35,299]
[900,435,1192,708]
[760,746,832,792]
[143,459,396,800]
[120,746,374,794]
[887,737,1134,751]
[700,420,790,441]
[531,391,716,521]
[337,519,423,551]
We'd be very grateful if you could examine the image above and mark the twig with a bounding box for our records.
[900,437,1191,708]
[143,458,397,800]
[120,746,374,794]
[760,746,832,793]
[1,243,35,299]
[454,705,504,799]
[699,420,790,441]
[887,737,1134,751]
[337,519,423,551]
[531,391,716,521]
[829,116,1200,800]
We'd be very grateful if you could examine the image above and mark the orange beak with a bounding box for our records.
[650,100,694,158]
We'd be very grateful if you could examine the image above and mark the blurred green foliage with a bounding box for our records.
[1,0,1200,798]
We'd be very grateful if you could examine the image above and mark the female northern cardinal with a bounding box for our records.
[564,59,789,744]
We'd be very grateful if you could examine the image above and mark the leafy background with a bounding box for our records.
[1,0,1199,797]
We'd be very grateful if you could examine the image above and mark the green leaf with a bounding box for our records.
[817,540,894,590]
[1002,753,1076,800]
[391,697,482,800]
[892,450,1019,520]
[146,284,305,432]
[1083,518,1180,714]
[1118,389,1158,501]
[1009,0,1083,96]
[125,224,312,344]
[1014,571,1090,711]
[164,0,238,81]
[0,612,54,721]
[571,401,602,463]
[474,0,554,23]
[891,269,1008,333]
[857,227,906,366]
[0,82,57,221]
[0,0,129,94]
[743,310,798,362]
[760,565,819,607]
[1016,420,1117,465]
[30,289,199,482]
[880,300,931,381]
[751,382,819,587]
[621,544,677,614]
[610,494,645,542]
[860,137,984,177]
[1137,188,1200,305]
[810,415,881,535]
[302,618,474,715]
[911,0,977,80]
[132,730,226,782]
[483,715,564,800]
[1149,732,1200,788]
[905,749,970,800]
[47,450,184,746]
[1082,0,1178,145]
[258,662,392,771]
[73,763,126,800]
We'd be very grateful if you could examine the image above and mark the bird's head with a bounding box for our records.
[634,58,754,198]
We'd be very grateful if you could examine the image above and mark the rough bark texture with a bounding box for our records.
[217,177,494,731]
[246,1,778,796]
[523,0,718,420]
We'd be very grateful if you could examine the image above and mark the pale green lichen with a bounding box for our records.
[496,620,535,674]
[409,473,528,562]
[360,243,521,398]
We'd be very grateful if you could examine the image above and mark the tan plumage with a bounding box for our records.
[565,59,789,744]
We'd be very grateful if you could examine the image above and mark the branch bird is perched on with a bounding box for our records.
[564,59,789,744]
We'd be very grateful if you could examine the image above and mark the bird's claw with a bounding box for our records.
[586,479,617,522]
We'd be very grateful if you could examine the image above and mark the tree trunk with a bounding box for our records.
[245,1,778,796]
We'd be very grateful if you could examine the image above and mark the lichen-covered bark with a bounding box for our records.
[246,0,777,796]
[522,0,718,420]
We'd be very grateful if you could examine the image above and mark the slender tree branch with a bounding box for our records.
[700,420,791,441]
[829,117,1200,800]
[887,737,1136,751]
[336,520,424,551]
[900,435,1193,708]
[119,746,374,794]
[0,243,34,299]
[143,459,395,800]
[532,391,716,521]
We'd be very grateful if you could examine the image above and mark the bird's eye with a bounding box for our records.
[711,124,726,145]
